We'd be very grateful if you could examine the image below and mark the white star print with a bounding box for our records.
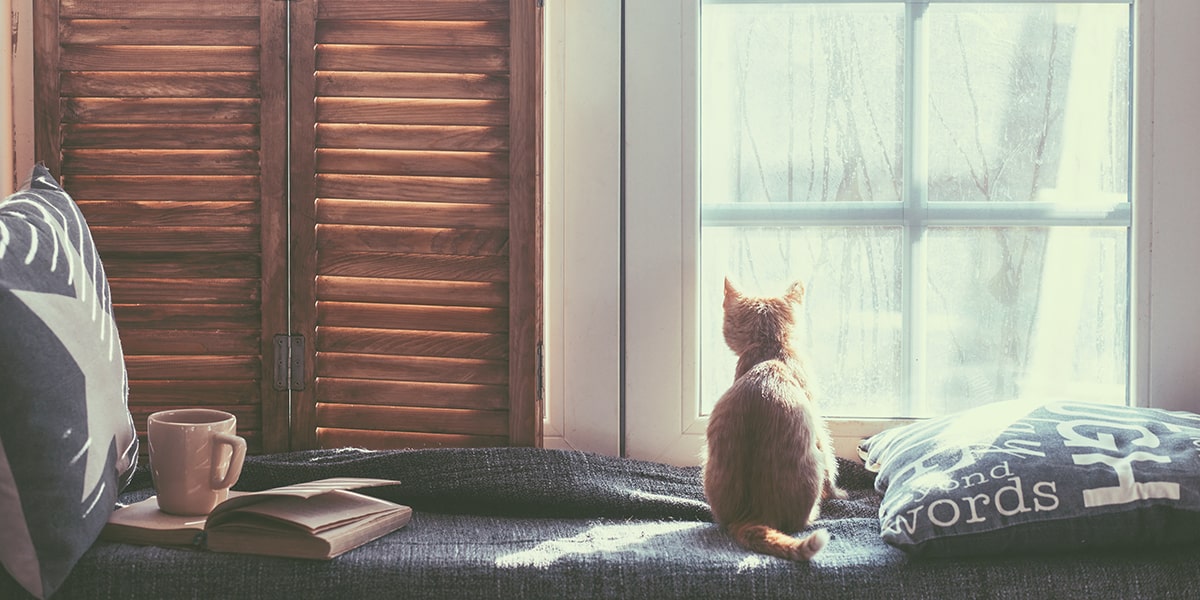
[7,193,130,505]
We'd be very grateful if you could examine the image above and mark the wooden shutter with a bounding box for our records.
[34,0,290,453]
[34,0,542,452]
[288,0,542,449]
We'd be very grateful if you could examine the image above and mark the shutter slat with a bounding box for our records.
[91,226,259,253]
[316,72,508,100]
[315,1,509,22]
[103,253,261,279]
[316,98,507,126]
[316,20,508,47]
[128,380,260,405]
[61,71,260,98]
[317,124,507,151]
[114,304,260,330]
[317,199,506,229]
[63,150,259,175]
[317,302,507,333]
[125,356,261,381]
[60,45,259,72]
[78,201,259,226]
[63,99,259,124]
[110,278,261,304]
[316,149,507,179]
[316,174,507,204]
[120,330,260,355]
[317,252,507,282]
[62,19,261,46]
[67,176,260,200]
[316,404,508,437]
[316,276,507,308]
[316,224,508,256]
[316,353,507,386]
[61,0,260,19]
[316,379,507,410]
[317,327,507,360]
[316,44,507,74]
[64,124,259,149]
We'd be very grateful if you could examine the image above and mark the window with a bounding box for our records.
[545,1,1198,465]
[617,0,1174,467]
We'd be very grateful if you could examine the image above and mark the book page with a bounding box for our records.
[209,490,400,533]
[238,478,401,500]
[208,477,401,517]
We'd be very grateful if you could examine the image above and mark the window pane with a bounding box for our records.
[700,227,902,417]
[927,4,1131,203]
[923,227,1129,416]
[701,3,903,204]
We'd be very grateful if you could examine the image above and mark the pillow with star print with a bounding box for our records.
[0,164,138,599]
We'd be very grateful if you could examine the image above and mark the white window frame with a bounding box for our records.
[547,0,1200,465]
[542,1,622,454]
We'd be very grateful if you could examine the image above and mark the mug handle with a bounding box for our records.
[210,432,247,490]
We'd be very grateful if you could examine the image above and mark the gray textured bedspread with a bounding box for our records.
[5,447,1198,599]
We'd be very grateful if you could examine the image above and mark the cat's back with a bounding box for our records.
[708,357,813,436]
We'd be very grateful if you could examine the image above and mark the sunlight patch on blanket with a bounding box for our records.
[628,489,698,506]
[495,521,705,568]
[736,554,771,572]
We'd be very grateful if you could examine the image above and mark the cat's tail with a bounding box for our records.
[729,523,829,561]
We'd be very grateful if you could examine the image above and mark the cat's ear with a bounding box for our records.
[723,277,743,305]
[785,280,806,305]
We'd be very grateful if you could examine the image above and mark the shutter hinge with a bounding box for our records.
[273,334,305,391]
[536,341,545,400]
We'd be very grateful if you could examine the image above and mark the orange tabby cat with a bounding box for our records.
[703,278,845,561]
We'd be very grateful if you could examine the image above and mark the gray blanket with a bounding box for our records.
[214,446,881,519]
[6,448,1199,599]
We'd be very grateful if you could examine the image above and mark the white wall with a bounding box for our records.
[1145,0,1200,412]
[4,0,35,194]
[2,4,14,194]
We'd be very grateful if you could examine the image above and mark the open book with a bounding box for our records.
[102,477,412,560]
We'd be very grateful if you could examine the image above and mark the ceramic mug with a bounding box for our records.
[147,408,247,515]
